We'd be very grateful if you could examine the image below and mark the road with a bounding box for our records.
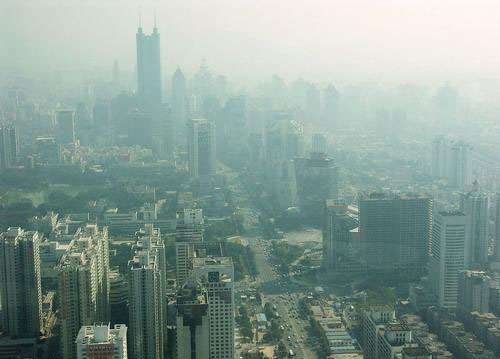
[218,164,319,359]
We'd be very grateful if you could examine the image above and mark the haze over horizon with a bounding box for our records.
[3,0,500,86]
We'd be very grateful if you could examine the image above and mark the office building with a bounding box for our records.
[377,322,414,359]
[76,324,127,359]
[294,152,339,223]
[128,227,167,359]
[431,136,448,179]
[323,199,362,273]
[190,257,235,359]
[172,67,187,126]
[429,211,469,309]
[460,182,489,266]
[55,109,76,144]
[0,228,42,338]
[457,270,491,317]
[448,141,472,189]
[361,306,396,359]
[176,280,210,359]
[0,126,18,171]
[187,119,216,178]
[311,133,327,155]
[359,193,432,273]
[136,24,162,109]
[57,225,110,359]
[176,209,204,286]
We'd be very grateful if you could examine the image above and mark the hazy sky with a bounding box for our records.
[2,0,500,84]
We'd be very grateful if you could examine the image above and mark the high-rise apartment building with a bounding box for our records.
[429,211,469,309]
[323,199,362,273]
[57,225,110,359]
[55,109,76,145]
[457,270,491,317]
[128,228,167,359]
[76,324,128,359]
[187,119,216,178]
[190,257,235,359]
[176,280,210,359]
[176,209,204,286]
[136,25,162,110]
[359,193,432,273]
[0,228,42,338]
[460,182,489,267]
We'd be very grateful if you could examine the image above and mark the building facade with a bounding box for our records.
[76,324,128,359]
[187,119,216,179]
[0,228,42,338]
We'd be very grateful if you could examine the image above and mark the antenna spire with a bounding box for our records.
[154,8,157,29]
[138,7,142,29]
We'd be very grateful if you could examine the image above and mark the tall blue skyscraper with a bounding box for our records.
[136,23,162,110]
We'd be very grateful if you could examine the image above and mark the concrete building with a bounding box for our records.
[0,227,42,338]
[76,324,127,359]
[359,192,432,273]
[172,67,187,128]
[57,225,110,359]
[457,270,491,317]
[323,199,362,273]
[429,211,470,309]
[136,24,161,109]
[128,228,167,359]
[190,257,235,359]
[187,119,216,179]
[495,193,500,262]
[176,280,210,359]
[448,141,472,189]
[460,181,489,267]
[377,322,413,359]
[176,209,204,286]
[55,109,76,144]
[431,136,448,179]
[0,126,18,171]
[361,306,396,359]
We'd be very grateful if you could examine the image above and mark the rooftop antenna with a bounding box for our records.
[138,7,142,30]
[153,8,157,30]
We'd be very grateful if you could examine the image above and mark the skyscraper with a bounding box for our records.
[172,67,187,127]
[176,280,210,359]
[323,85,340,129]
[431,136,448,179]
[495,193,500,261]
[190,257,235,359]
[128,230,167,359]
[359,193,432,273]
[429,211,469,309]
[58,225,110,359]
[187,119,216,178]
[0,126,18,171]
[76,324,128,359]
[448,141,472,189]
[0,227,42,338]
[136,24,162,110]
[460,181,489,267]
[323,199,362,273]
[55,109,76,145]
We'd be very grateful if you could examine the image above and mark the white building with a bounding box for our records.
[176,280,210,359]
[187,119,216,178]
[0,227,42,338]
[448,142,472,189]
[460,182,489,266]
[429,211,470,309]
[128,229,167,359]
[57,225,110,359]
[190,257,235,359]
[76,324,127,359]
